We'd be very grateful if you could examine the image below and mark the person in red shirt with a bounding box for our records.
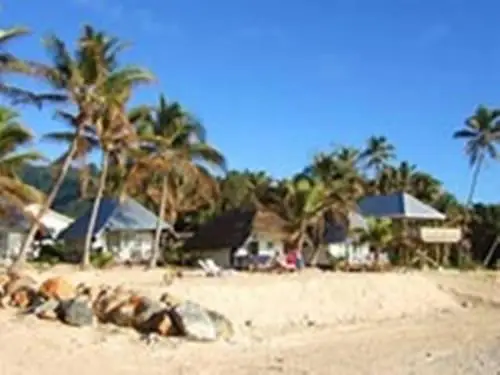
[285,249,298,267]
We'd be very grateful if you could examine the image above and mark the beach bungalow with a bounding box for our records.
[182,208,290,269]
[24,203,74,238]
[301,210,371,266]
[0,204,49,261]
[58,197,172,262]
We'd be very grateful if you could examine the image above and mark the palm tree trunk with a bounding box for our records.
[466,152,484,207]
[81,151,110,269]
[374,247,380,267]
[304,235,321,267]
[148,175,168,269]
[13,138,80,266]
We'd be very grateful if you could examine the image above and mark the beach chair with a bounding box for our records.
[205,258,223,275]
[197,259,222,277]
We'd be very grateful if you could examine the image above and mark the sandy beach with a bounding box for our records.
[0,267,499,375]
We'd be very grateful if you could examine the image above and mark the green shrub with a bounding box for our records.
[37,243,65,265]
[90,252,114,269]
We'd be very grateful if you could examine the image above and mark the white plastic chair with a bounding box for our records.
[205,258,223,275]
[197,259,220,277]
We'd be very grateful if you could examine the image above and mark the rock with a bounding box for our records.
[59,299,94,327]
[143,309,176,336]
[92,285,129,323]
[32,299,60,321]
[3,274,37,295]
[132,296,163,322]
[9,286,38,309]
[113,295,177,336]
[39,277,76,301]
[1,276,37,308]
[107,301,136,327]
[155,312,175,336]
[159,292,183,308]
[131,296,165,331]
[206,309,234,340]
[170,301,217,342]
[76,283,94,299]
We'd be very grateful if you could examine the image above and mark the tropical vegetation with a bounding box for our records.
[0,22,497,270]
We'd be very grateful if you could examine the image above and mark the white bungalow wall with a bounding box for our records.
[63,231,154,263]
[0,231,28,260]
[245,232,285,257]
[302,242,370,266]
[194,232,286,269]
[105,231,154,262]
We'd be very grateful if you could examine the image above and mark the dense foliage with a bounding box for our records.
[0,22,498,268]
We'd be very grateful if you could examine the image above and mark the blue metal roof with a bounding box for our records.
[58,197,171,240]
[358,192,446,220]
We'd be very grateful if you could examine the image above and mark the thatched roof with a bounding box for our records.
[182,208,290,252]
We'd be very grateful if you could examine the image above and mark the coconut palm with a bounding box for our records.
[453,105,500,206]
[266,175,353,265]
[409,171,443,204]
[353,218,393,267]
[0,106,43,212]
[131,95,225,268]
[15,25,153,267]
[81,67,155,268]
[307,148,365,202]
[44,111,100,196]
[360,136,396,176]
[215,170,258,212]
[0,26,61,106]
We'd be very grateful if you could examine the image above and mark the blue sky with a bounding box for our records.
[2,0,500,202]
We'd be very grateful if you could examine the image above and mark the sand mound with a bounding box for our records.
[24,267,460,334]
[164,271,460,331]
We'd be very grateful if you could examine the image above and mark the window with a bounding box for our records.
[266,241,274,249]
[247,241,259,255]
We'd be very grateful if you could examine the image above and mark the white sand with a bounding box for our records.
[0,267,499,375]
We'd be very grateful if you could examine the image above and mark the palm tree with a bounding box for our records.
[0,26,53,105]
[132,96,225,269]
[308,148,364,194]
[267,175,351,265]
[43,112,100,199]
[0,106,44,212]
[14,25,151,267]
[353,218,393,268]
[81,67,155,268]
[360,136,396,176]
[410,171,443,204]
[215,170,257,212]
[453,105,500,206]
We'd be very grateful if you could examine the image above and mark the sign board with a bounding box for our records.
[420,227,461,244]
